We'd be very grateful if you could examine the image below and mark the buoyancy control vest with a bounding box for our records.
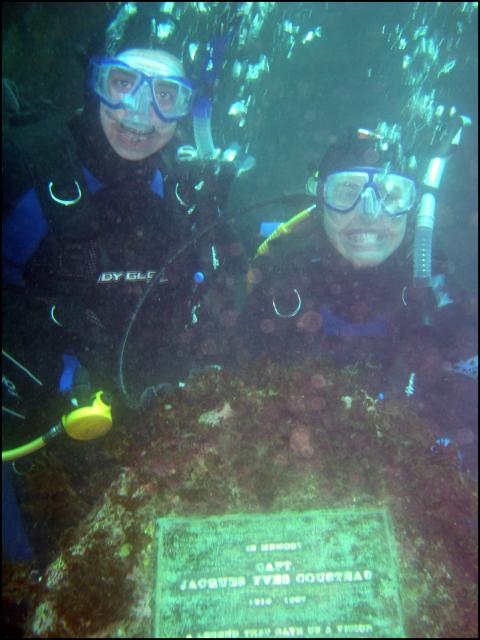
[3,113,100,287]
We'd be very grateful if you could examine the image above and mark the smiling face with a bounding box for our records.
[323,201,408,268]
[100,102,176,160]
[99,49,184,161]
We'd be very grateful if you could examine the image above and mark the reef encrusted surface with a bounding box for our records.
[4,357,477,637]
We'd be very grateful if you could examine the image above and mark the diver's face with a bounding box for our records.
[99,49,181,161]
[323,202,408,268]
[100,102,176,161]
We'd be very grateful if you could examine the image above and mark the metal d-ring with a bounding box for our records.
[48,180,82,206]
[50,304,64,327]
[272,288,302,318]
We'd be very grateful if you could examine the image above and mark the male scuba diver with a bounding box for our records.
[2,5,247,559]
[234,125,477,474]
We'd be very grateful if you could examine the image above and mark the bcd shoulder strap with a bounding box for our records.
[10,113,97,242]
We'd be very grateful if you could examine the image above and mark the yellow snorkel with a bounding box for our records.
[2,391,112,462]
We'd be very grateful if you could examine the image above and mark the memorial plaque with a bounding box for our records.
[154,508,405,638]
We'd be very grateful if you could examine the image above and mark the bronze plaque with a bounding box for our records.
[154,508,405,638]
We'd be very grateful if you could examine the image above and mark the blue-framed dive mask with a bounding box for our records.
[89,56,194,124]
[322,167,417,218]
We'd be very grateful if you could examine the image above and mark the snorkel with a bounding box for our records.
[176,36,226,161]
[181,16,255,170]
[413,113,471,288]
[192,94,217,159]
[189,6,245,160]
[190,34,229,160]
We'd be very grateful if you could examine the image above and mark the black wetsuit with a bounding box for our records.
[2,108,246,423]
[229,225,478,472]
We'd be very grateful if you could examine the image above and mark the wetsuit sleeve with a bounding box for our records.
[2,135,50,287]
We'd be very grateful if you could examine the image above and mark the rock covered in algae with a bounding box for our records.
[198,401,235,427]
[289,425,315,459]
[3,357,476,637]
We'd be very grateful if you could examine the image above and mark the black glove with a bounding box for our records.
[139,383,175,410]
[69,365,92,406]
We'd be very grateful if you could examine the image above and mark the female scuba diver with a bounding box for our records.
[2,3,246,554]
[243,127,428,360]
[232,125,477,474]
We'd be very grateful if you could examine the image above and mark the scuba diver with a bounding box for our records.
[2,5,248,560]
[234,123,477,474]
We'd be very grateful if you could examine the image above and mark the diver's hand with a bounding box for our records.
[69,365,92,406]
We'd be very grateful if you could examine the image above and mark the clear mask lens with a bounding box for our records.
[91,58,193,121]
[152,79,180,115]
[107,66,142,102]
[324,170,416,215]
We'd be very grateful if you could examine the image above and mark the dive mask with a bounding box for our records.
[321,167,417,217]
[89,55,194,123]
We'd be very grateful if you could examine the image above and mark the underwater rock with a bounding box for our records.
[289,426,315,459]
[310,373,327,389]
[5,358,476,638]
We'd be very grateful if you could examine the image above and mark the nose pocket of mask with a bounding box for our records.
[361,186,380,217]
